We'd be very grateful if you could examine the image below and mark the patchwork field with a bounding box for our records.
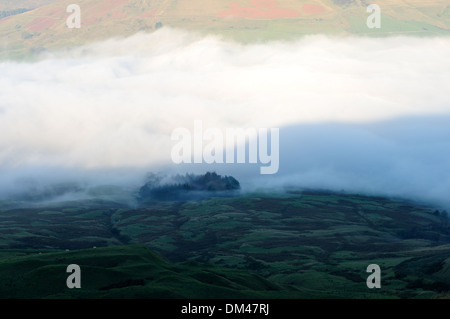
[0,191,449,298]
[0,0,448,59]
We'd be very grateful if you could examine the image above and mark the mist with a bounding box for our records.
[1,28,450,206]
[249,116,450,207]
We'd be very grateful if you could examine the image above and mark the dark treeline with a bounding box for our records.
[138,172,241,202]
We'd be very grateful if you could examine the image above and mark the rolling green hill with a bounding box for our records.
[0,245,302,298]
[0,0,449,59]
[0,191,449,298]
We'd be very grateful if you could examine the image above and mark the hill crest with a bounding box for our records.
[0,0,449,58]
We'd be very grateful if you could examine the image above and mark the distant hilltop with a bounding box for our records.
[138,172,241,202]
[0,0,449,59]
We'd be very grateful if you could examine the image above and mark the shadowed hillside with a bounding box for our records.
[0,191,449,298]
[0,245,300,298]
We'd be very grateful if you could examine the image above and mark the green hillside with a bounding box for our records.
[0,245,301,298]
[0,0,449,59]
[0,191,449,298]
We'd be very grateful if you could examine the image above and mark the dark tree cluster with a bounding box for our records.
[138,172,240,202]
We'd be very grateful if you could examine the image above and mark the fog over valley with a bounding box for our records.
[1,28,449,207]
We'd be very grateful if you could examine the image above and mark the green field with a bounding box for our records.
[0,245,305,298]
[0,0,449,60]
[0,190,449,298]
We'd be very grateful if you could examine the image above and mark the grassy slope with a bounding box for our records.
[0,191,449,298]
[0,245,300,298]
[0,0,448,59]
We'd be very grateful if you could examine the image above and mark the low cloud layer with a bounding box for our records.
[251,116,450,207]
[1,28,450,205]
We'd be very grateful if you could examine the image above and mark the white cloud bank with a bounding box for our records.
[0,28,450,204]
